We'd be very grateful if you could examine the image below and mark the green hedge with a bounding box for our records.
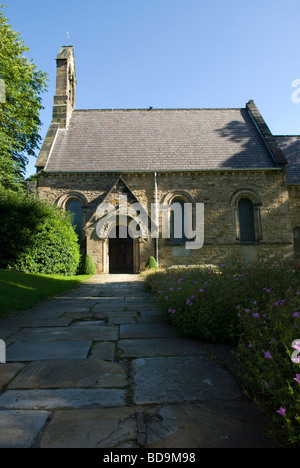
[145,256,158,270]
[81,254,97,275]
[0,189,80,275]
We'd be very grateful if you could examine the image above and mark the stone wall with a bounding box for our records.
[37,168,294,272]
[288,185,300,259]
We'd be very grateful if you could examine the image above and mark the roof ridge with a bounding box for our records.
[72,107,244,112]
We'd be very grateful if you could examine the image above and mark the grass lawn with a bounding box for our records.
[0,270,91,318]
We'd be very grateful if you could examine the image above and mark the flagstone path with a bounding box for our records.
[0,274,278,448]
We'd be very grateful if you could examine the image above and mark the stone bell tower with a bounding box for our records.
[52,46,76,128]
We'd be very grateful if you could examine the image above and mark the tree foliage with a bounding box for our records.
[0,5,48,190]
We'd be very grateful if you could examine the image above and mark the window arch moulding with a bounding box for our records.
[162,191,195,244]
[55,192,88,241]
[230,189,263,242]
[55,191,88,209]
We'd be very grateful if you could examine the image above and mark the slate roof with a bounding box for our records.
[43,107,281,172]
[275,136,300,184]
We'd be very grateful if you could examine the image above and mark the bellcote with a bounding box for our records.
[52,46,76,128]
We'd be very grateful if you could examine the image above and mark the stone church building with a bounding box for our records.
[35,46,300,273]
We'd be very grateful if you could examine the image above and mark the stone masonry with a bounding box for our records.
[35,46,300,272]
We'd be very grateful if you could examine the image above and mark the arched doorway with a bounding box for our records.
[109,225,133,274]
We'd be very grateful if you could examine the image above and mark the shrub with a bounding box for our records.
[235,285,300,447]
[81,254,97,275]
[145,256,158,270]
[0,189,80,275]
[144,261,300,447]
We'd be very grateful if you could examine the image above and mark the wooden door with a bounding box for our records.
[109,225,133,274]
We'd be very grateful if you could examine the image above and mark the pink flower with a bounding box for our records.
[276,407,286,417]
[294,374,300,384]
[244,309,251,313]
[292,340,300,351]
[265,382,269,389]
[252,313,259,318]
[263,350,273,359]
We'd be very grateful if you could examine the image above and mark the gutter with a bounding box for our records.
[40,167,282,175]
[154,171,159,267]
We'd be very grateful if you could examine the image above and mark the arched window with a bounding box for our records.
[230,189,263,243]
[238,198,256,242]
[293,227,300,255]
[171,198,187,245]
[66,199,82,239]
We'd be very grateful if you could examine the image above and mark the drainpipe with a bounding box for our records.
[154,172,159,267]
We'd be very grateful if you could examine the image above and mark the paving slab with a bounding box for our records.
[133,356,242,404]
[0,410,50,448]
[108,317,136,324]
[8,359,127,389]
[118,338,206,358]
[0,328,17,340]
[9,325,118,342]
[0,316,72,329]
[0,388,127,409]
[39,408,137,448]
[63,310,94,320]
[6,340,92,362]
[0,363,25,390]
[70,320,106,326]
[138,308,162,317]
[88,342,115,361]
[93,310,138,319]
[30,306,91,314]
[120,323,176,339]
[121,304,156,311]
[143,403,277,448]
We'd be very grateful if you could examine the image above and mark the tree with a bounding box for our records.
[0,5,48,190]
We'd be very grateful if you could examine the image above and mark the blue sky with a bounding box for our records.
[3,0,300,177]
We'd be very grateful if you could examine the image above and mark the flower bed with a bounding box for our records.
[144,261,300,447]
